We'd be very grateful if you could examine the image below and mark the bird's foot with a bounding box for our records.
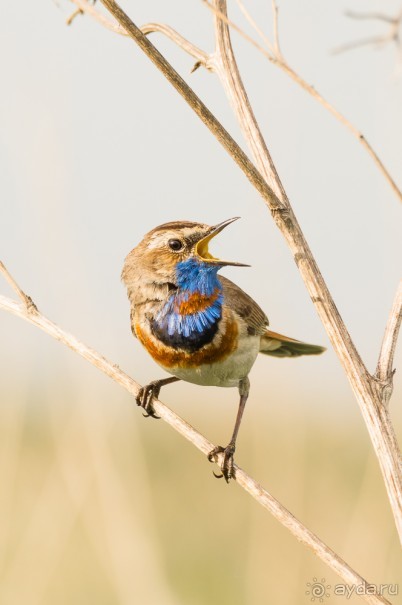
[208,444,236,483]
[136,381,162,419]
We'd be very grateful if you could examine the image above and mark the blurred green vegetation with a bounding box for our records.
[0,383,400,605]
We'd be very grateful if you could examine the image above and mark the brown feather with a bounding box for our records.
[219,276,268,336]
[260,330,326,357]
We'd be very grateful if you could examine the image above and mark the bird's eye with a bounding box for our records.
[168,239,184,252]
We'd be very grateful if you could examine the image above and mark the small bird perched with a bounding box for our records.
[122,218,325,481]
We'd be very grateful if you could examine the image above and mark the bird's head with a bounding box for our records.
[122,217,248,290]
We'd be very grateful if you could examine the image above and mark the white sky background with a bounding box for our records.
[1,1,401,428]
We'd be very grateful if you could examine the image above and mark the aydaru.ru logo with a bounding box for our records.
[305,578,331,602]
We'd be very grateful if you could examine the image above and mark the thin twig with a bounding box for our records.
[67,0,402,202]
[208,0,402,543]
[68,0,126,33]
[61,0,402,547]
[102,0,285,211]
[0,270,393,605]
[235,0,275,55]
[271,0,282,59]
[204,1,272,59]
[66,0,402,203]
[375,281,402,406]
[66,7,83,26]
[209,1,287,200]
[141,23,211,69]
[346,11,400,25]
[333,37,397,55]
[0,262,37,313]
[202,0,402,204]
[333,8,402,55]
[67,0,211,68]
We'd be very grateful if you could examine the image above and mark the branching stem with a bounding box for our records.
[67,0,402,202]
[202,0,402,204]
[209,0,402,542]
[94,0,402,544]
[5,0,400,593]
[0,268,394,605]
[375,281,402,406]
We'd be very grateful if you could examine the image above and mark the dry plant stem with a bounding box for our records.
[69,0,402,202]
[64,0,402,546]
[210,0,402,543]
[346,11,399,23]
[69,0,402,545]
[68,0,211,66]
[202,0,402,204]
[333,8,402,55]
[98,0,285,211]
[0,282,393,605]
[68,0,211,65]
[376,281,402,405]
[235,0,275,54]
[271,0,282,57]
[68,0,126,33]
[275,60,398,197]
[66,8,83,26]
[0,261,37,313]
[210,2,286,200]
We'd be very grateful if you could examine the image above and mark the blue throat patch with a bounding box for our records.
[151,258,223,351]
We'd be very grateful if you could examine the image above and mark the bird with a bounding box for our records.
[122,217,325,482]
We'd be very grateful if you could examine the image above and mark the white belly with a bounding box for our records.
[161,335,260,388]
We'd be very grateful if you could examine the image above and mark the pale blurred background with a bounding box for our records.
[1,1,401,603]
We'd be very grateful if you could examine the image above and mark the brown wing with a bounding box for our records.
[260,330,326,357]
[219,276,269,336]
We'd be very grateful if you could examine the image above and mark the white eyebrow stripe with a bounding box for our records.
[147,233,167,249]
[146,228,203,249]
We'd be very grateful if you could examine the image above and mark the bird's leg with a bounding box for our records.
[136,376,180,419]
[208,377,250,482]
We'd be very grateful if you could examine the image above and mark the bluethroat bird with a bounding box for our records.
[122,217,325,482]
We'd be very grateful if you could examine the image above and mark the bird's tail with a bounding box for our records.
[259,330,326,358]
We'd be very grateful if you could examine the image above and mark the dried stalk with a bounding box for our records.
[333,8,402,55]
[83,0,402,543]
[202,0,402,204]
[375,281,402,407]
[0,264,393,605]
[209,0,402,540]
[76,0,402,540]
[68,0,125,33]
[67,0,211,67]
[67,0,402,202]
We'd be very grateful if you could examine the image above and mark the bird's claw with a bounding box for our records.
[208,444,236,483]
[136,381,161,419]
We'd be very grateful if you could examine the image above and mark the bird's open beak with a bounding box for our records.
[195,217,250,267]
